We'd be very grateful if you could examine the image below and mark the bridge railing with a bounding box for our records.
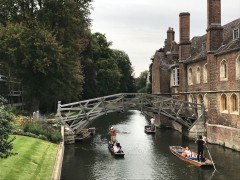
[57,93,204,132]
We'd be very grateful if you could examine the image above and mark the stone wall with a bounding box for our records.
[206,123,240,151]
[187,117,206,140]
[64,126,75,144]
[154,114,182,132]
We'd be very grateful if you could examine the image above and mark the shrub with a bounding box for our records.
[23,122,45,136]
[22,120,62,143]
[49,130,62,143]
[0,96,16,158]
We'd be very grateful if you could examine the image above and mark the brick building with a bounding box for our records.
[151,0,240,151]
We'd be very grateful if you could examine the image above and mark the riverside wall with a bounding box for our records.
[206,123,240,151]
[51,125,65,180]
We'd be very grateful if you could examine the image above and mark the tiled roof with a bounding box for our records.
[216,18,240,55]
[185,18,240,64]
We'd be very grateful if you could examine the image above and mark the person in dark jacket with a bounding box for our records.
[195,135,206,162]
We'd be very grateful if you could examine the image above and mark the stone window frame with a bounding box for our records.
[188,94,194,103]
[230,93,239,114]
[220,94,228,113]
[196,66,201,84]
[203,63,208,83]
[197,94,203,116]
[236,55,240,80]
[203,93,208,111]
[188,67,193,85]
[220,59,228,81]
[188,94,194,110]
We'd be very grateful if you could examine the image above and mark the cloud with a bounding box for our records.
[91,0,240,77]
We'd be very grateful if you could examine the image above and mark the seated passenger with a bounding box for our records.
[116,143,121,149]
[191,152,197,158]
[113,145,120,153]
[182,146,191,157]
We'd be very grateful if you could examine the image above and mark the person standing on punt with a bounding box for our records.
[110,127,116,143]
[195,135,206,162]
[150,118,155,131]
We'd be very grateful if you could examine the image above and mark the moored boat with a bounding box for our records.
[169,146,214,167]
[75,127,96,142]
[144,125,156,134]
[108,141,125,158]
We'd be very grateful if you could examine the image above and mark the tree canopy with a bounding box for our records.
[135,70,151,93]
[0,0,137,113]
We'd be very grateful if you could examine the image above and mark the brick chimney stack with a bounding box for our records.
[206,0,223,52]
[179,12,191,61]
[165,27,175,52]
[179,12,191,97]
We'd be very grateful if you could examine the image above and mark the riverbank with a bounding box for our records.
[0,135,58,180]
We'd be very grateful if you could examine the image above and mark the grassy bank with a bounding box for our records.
[0,135,58,180]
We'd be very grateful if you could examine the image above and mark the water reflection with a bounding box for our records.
[61,110,240,180]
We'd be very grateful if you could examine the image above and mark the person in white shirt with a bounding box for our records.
[150,118,155,130]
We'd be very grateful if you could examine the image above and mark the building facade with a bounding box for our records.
[151,0,240,151]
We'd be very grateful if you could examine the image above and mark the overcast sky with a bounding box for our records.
[90,0,240,77]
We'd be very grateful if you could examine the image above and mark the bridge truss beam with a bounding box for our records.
[57,93,205,133]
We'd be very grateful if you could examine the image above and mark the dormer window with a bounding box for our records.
[233,28,240,39]
[202,42,206,51]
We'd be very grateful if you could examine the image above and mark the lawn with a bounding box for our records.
[0,135,58,180]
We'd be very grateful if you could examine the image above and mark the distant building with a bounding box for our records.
[151,0,240,151]
[0,67,23,108]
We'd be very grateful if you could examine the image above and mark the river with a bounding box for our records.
[61,110,240,180]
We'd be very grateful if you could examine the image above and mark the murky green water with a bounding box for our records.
[61,110,240,180]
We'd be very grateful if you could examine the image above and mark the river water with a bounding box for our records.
[61,110,240,180]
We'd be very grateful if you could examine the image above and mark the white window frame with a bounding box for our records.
[233,28,240,39]
[171,67,179,86]
[202,42,206,51]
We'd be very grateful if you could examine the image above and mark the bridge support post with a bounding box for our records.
[56,101,61,117]
[187,118,206,140]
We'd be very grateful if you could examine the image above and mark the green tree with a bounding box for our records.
[112,50,136,93]
[96,58,121,96]
[135,70,151,93]
[84,33,122,96]
[0,0,93,112]
[82,33,136,97]
[0,96,16,159]
[0,23,65,111]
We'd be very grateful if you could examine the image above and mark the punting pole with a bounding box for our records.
[206,144,217,171]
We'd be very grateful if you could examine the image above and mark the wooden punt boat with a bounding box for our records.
[108,141,125,158]
[169,146,214,167]
[144,125,156,134]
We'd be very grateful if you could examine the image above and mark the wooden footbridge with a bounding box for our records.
[56,93,205,133]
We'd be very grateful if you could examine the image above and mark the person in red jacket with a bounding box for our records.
[109,127,116,143]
